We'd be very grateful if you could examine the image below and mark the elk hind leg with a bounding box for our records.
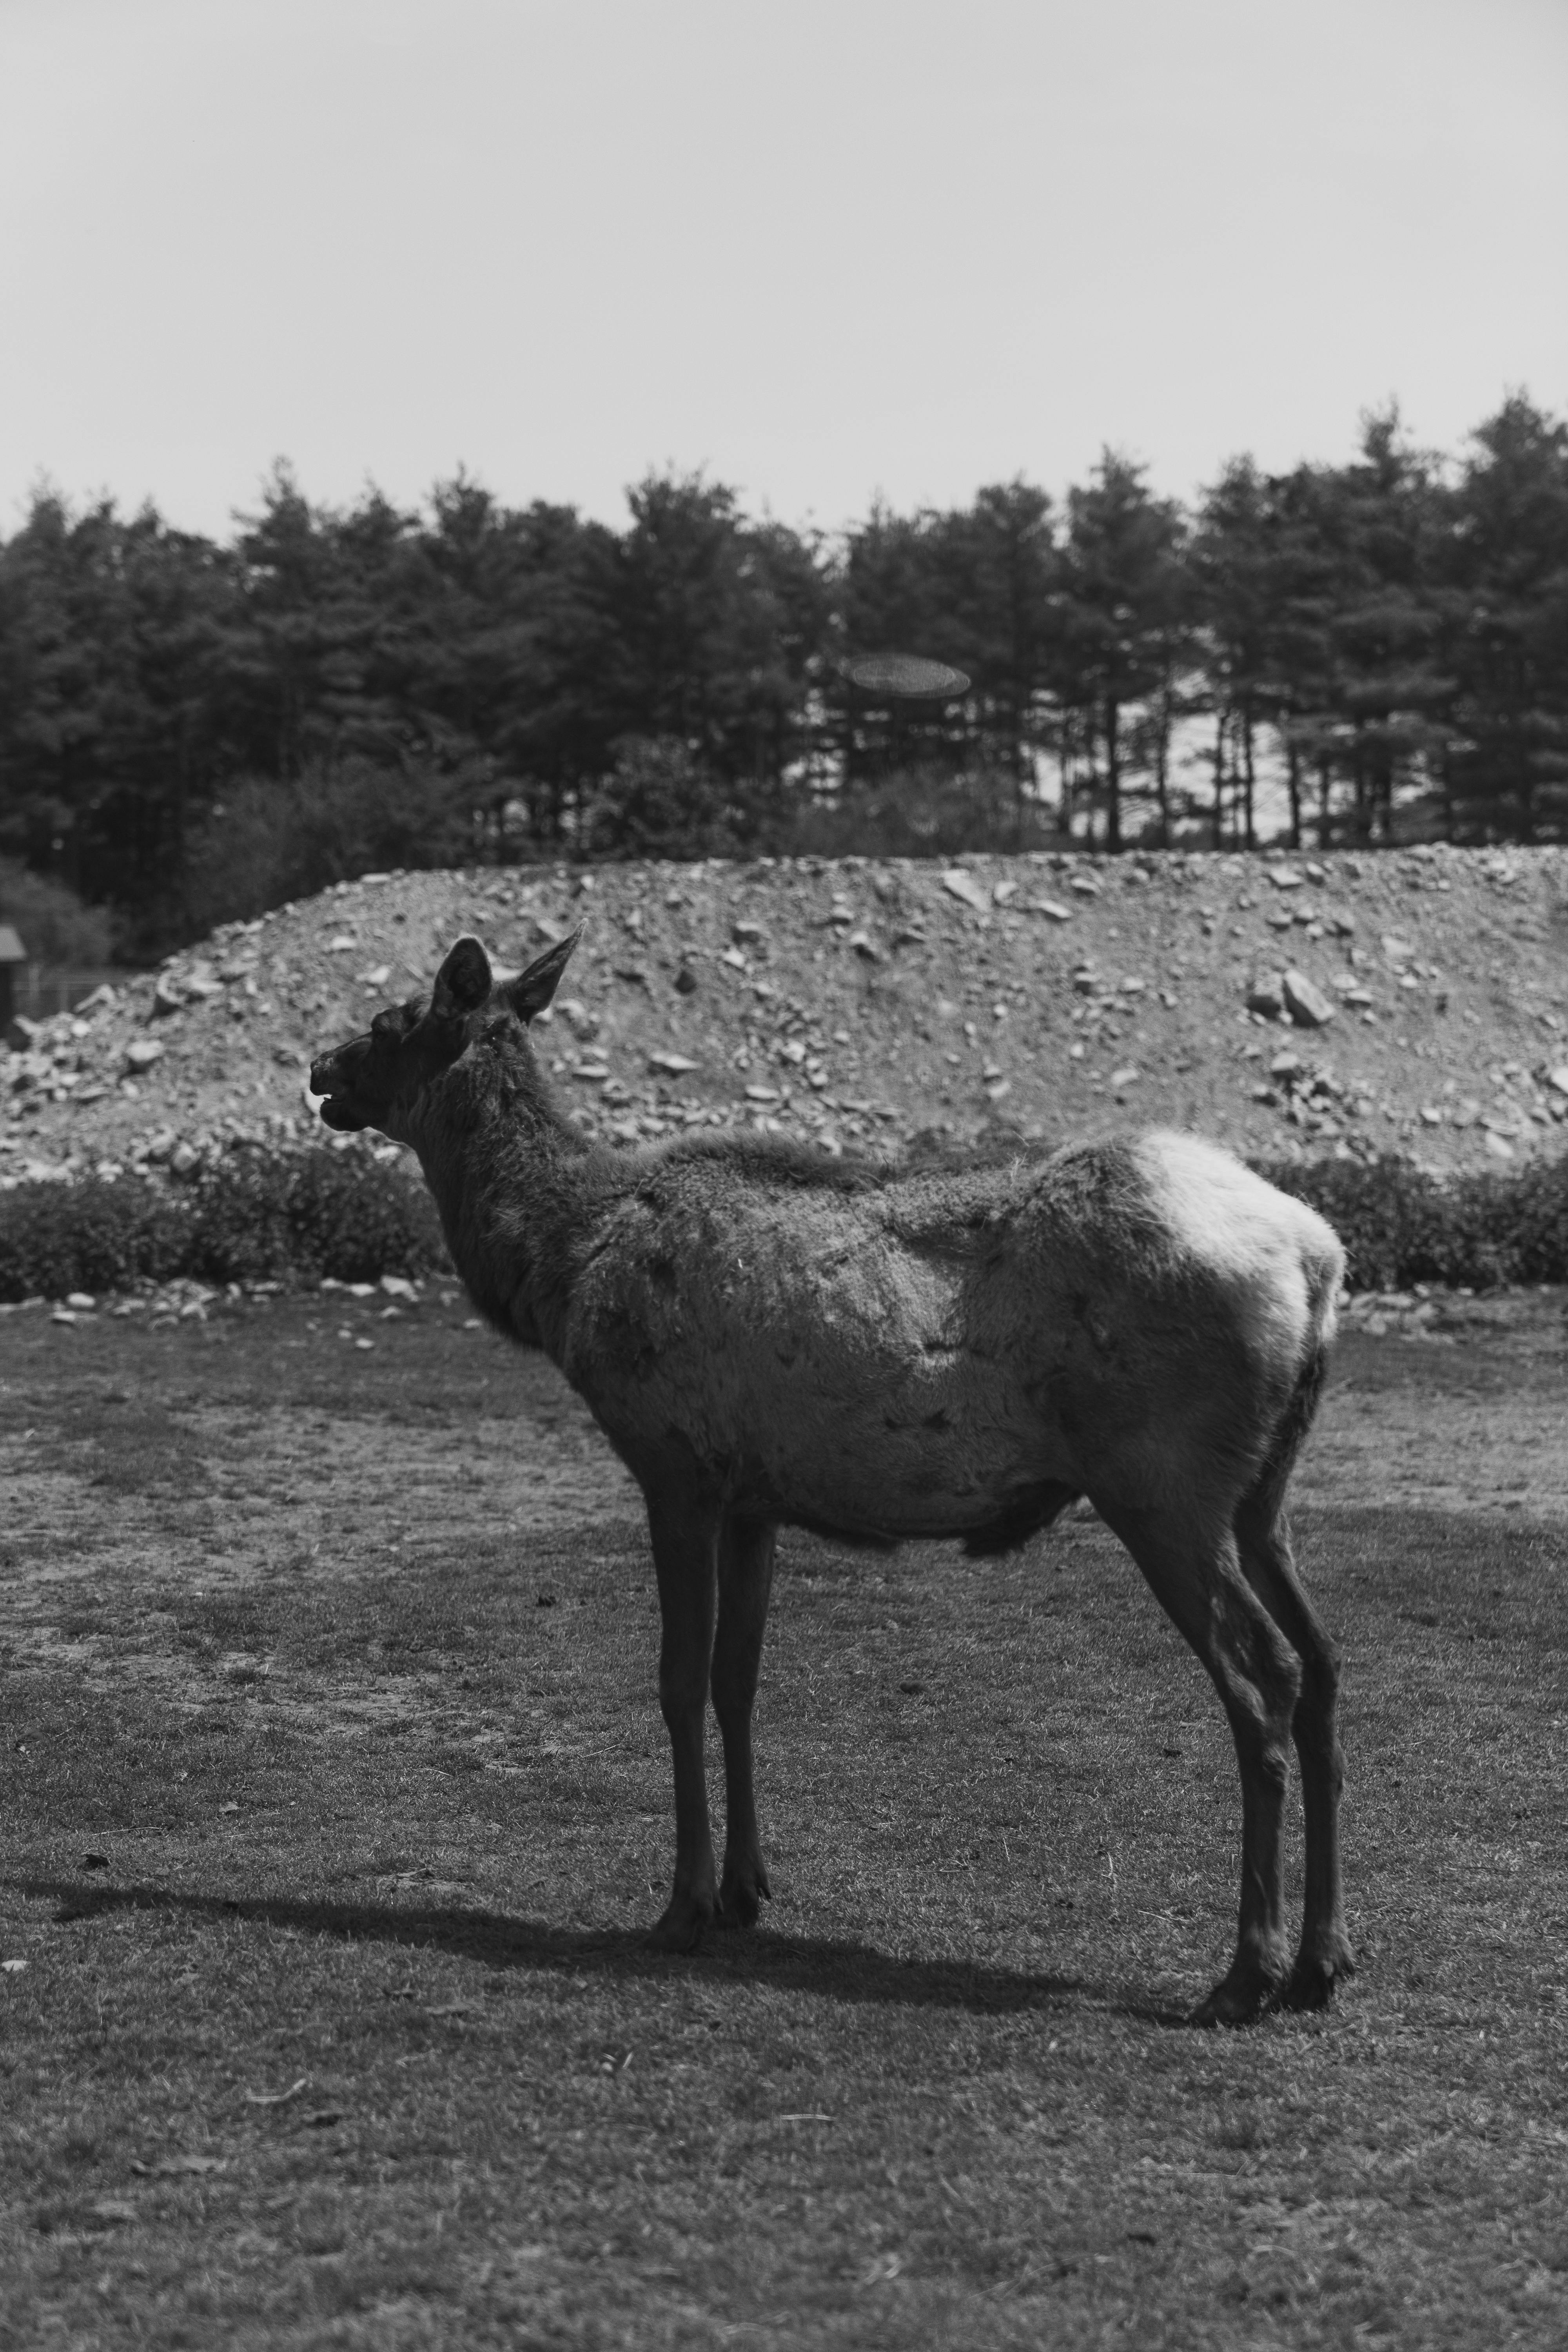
[1098,1497,1302,2026]
[711,1513,777,1928]
[1234,1486,1353,2011]
[645,1480,722,1951]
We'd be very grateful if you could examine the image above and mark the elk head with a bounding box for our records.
[309,929,581,1143]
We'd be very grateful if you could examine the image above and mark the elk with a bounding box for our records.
[310,929,1353,2026]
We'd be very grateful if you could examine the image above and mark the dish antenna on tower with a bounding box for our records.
[840,653,970,700]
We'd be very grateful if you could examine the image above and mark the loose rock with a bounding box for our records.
[940,869,990,915]
[1283,970,1335,1028]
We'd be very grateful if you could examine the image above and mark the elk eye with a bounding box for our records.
[371,1009,403,1043]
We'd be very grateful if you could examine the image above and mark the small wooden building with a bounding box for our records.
[0,922,27,1036]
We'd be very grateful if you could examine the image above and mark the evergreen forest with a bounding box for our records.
[1,395,1565,960]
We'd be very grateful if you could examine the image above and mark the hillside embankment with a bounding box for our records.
[4,843,1568,1187]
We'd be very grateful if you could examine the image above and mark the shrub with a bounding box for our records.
[6,1139,1568,1306]
[0,860,116,968]
[583,736,742,860]
[181,760,474,938]
[0,1150,450,1302]
[0,1177,188,1301]
[185,1151,450,1287]
[1257,1152,1568,1291]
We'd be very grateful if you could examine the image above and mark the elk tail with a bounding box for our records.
[1252,1227,1343,1522]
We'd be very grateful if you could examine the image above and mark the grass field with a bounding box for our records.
[3,1287,1567,2349]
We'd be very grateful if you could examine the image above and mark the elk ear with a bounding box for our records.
[505,926,581,1024]
[430,935,493,1019]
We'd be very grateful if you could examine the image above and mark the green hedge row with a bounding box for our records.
[0,1150,450,1302]
[4,1142,1568,1304]
[1256,1152,1568,1292]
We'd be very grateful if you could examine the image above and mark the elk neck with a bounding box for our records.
[403,1020,596,1353]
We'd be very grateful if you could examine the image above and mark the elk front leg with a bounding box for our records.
[712,1514,777,1928]
[645,1481,721,1951]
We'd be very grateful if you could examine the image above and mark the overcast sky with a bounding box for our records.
[2,0,1564,543]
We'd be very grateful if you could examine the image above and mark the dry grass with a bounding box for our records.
[2,1293,1567,2348]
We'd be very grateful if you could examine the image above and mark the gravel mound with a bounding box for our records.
[5,844,1567,1187]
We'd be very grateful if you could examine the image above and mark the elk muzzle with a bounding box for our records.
[309,1038,371,1129]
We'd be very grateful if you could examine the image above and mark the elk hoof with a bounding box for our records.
[647,1893,713,1953]
[1189,1962,1288,2029]
[717,1864,772,1930]
[1281,1937,1356,2012]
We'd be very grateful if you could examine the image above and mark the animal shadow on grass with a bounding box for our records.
[6,1875,1134,2020]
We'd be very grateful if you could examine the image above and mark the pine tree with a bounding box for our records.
[1056,454,1189,851]
[1444,396,1568,841]
[611,472,828,842]
[1304,412,1450,846]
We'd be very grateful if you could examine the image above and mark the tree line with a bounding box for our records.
[0,394,1564,957]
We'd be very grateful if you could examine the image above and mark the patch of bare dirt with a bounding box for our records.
[1302,1386,1568,1520]
[0,1313,646,1756]
[208,1401,642,1547]
[4,1296,1564,1752]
